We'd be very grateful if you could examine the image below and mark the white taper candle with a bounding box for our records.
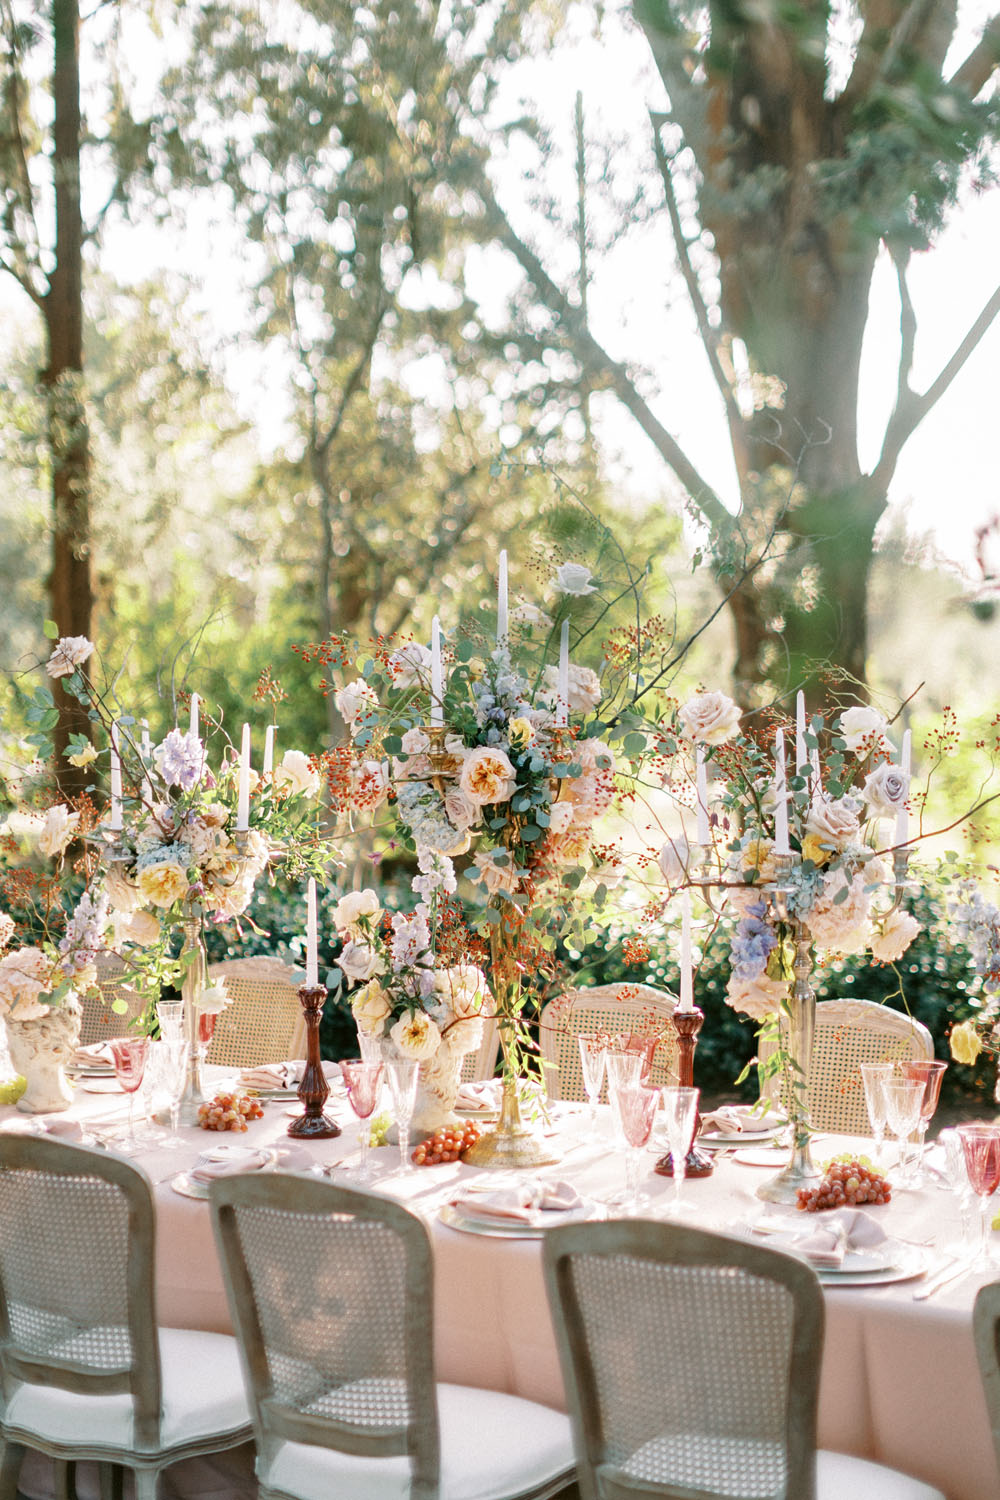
[556,619,570,726]
[795,691,807,775]
[306,877,318,988]
[431,616,443,727]
[497,549,509,646]
[263,724,276,776]
[189,692,199,741]
[109,722,123,832]
[695,746,710,845]
[679,891,694,1012]
[895,728,911,846]
[774,728,790,856]
[236,723,251,832]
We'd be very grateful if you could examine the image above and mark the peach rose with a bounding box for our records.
[460,747,516,807]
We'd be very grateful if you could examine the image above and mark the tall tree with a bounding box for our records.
[1,0,94,781]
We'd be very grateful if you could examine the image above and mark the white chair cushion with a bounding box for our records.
[4,1327,251,1455]
[818,1450,946,1500]
[263,1382,574,1500]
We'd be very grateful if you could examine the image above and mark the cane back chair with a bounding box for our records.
[973,1281,1000,1479]
[540,984,678,1102]
[206,957,307,1068]
[79,953,146,1047]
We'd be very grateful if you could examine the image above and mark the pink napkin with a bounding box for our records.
[42,1118,85,1141]
[190,1148,270,1183]
[271,1144,316,1173]
[450,1177,583,1224]
[239,1061,339,1090]
[73,1042,114,1069]
[700,1106,779,1137]
[455,1081,502,1113]
[790,1208,888,1270]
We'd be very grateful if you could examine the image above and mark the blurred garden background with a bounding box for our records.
[2,0,999,1102]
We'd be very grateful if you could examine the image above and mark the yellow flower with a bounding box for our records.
[741,838,778,883]
[508,717,534,749]
[950,1020,983,1066]
[800,833,832,867]
[67,744,98,768]
[137,859,189,908]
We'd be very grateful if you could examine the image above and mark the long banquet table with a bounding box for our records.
[2,1077,998,1500]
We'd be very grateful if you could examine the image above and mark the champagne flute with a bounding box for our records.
[606,1050,644,1148]
[109,1036,150,1154]
[157,1039,190,1149]
[156,1000,185,1042]
[617,1083,661,1214]
[577,1034,608,1140]
[901,1059,947,1181]
[860,1062,894,1165]
[661,1086,699,1216]
[340,1059,384,1182]
[881,1078,924,1186]
[957,1124,1000,1269]
[384,1056,420,1174]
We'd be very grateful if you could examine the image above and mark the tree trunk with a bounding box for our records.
[44,0,93,793]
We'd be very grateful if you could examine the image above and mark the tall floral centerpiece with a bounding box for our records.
[314,553,623,1166]
[658,692,919,1201]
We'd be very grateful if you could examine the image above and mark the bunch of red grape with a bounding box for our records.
[796,1159,891,1212]
[412,1121,481,1165]
[198,1092,265,1132]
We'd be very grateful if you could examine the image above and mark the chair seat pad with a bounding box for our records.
[263,1382,574,1500]
[4,1327,251,1456]
[818,1450,946,1500]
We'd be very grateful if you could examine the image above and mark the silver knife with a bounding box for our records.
[912,1256,973,1300]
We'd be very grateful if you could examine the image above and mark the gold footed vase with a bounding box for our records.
[461,1068,560,1169]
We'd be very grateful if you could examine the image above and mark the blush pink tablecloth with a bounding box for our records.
[3,1083,998,1500]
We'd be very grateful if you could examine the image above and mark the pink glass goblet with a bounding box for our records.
[958,1124,1000,1269]
[617,1083,661,1214]
[109,1036,150,1154]
[901,1059,947,1181]
[341,1059,384,1182]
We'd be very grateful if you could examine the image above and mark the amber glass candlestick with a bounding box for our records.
[655,1007,713,1178]
[288,984,340,1139]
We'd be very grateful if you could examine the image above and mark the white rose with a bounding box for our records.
[870,908,920,963]
[352,759,390,809]
[197,982,230,1016]
[389,1010,442,1061]
[106,863,143,914]
[510,602,554,629]
[351,979,392,1035]
[442,786,481,832]
[838,706,889,754]
[444,734,466,758]
[400,727,431,756]
[547,801,575,835]
[434,964,491,1019]
[805,794,862,850]
[862,763,910,821]
[38,804,79,858]
[460,746,516,807]
[442,1015,484,1055]
[335,678,378,730]
[542,662,602,714]
[678,692,741,746]
[124,910,160,947]
[274,749,320,798]
[724,973,788,1022]
[338,940,385,984]
[551,562,596,596]
[388,641,433,689]
[471,851,521,896]
[46,635,94,678]
[658,834,691,886]
[333,888,381,935]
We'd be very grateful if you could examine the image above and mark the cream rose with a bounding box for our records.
[542,663,602,714]
[333,888,381,935]
[389,1010,442,1061]
[547,801,575,836]
[400,727,431,756]
[869,908,920,963]
[335,678,378,730]
[351,979,392,1035]
[442,1015,485,1055]
[471,851,521,896]
[442,786,480,832]
[68,744,98,768]
[124,910,161,946]
[275,749,321,798]
[38,804,79,858]
[551,562,596,595]
[678,692,741,746]
[658,834,691,886]
[434,964,491,1019]
[724,973,788,1022]
[460,746,516,806]
[0,947,54,1020]
[137,857,190,909]
[46,635,94,678]
[106,864,143,914]
[862,763,910,821]
[388,641,433,689]
[807,868,870,950]
[950,1020,984,1066]
[338,940,385,984]
[805,794,861,850]
[838,706,889,754]
[510,602,553,629]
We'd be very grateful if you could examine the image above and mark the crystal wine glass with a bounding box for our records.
[384,1056,420,1174]
[860,1062,894,1165]
[606,1050,644,1148]
[156,1039,190,1149]
[577,1033,608,1140]
[660,1086,700,1216]
[109,1036,150,1154]
[901,1059,947,1182]
[617,1083,661,1214]
[881,1077,925,1186]
[340,1058,384,1182]
[957,1123,1000,1269]
[155,1000,185,1042]
[938,1126,978,1256]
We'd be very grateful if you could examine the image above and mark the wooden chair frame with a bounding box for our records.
[543,1220,823,1500]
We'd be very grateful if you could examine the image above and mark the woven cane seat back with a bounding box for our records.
[80,953,145,1046]
[544,1222,821,1500]
[758,999,934,1135]
[206,958,306,1068]
[540,985,678,1102]
[459,1017,500,1084]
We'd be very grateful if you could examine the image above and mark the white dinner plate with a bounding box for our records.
[170,1148,278,1200]
[732,1147,793,1166]
[439,1198,604,1239]
[700,1125,787,1148]
[817,1246,927,1287]
[80,1077,123,1094]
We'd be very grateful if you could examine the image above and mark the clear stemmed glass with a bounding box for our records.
[156,1039,190,1149]
[617,1083,661,1214]
[860,1062,894,1165]
[606,1051,644,1148]
[156,1000,185,1042]
[902,1059,948,1181]
[577,1034,608,1140]
[660,1086,700,1216]
[938,1127,979,1256]
[109,1036,150,1154]
[882,1077,925,1185]
[957,1123,1000,1269]
[341,1059,384,1182]
[384,1056,420,1174]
